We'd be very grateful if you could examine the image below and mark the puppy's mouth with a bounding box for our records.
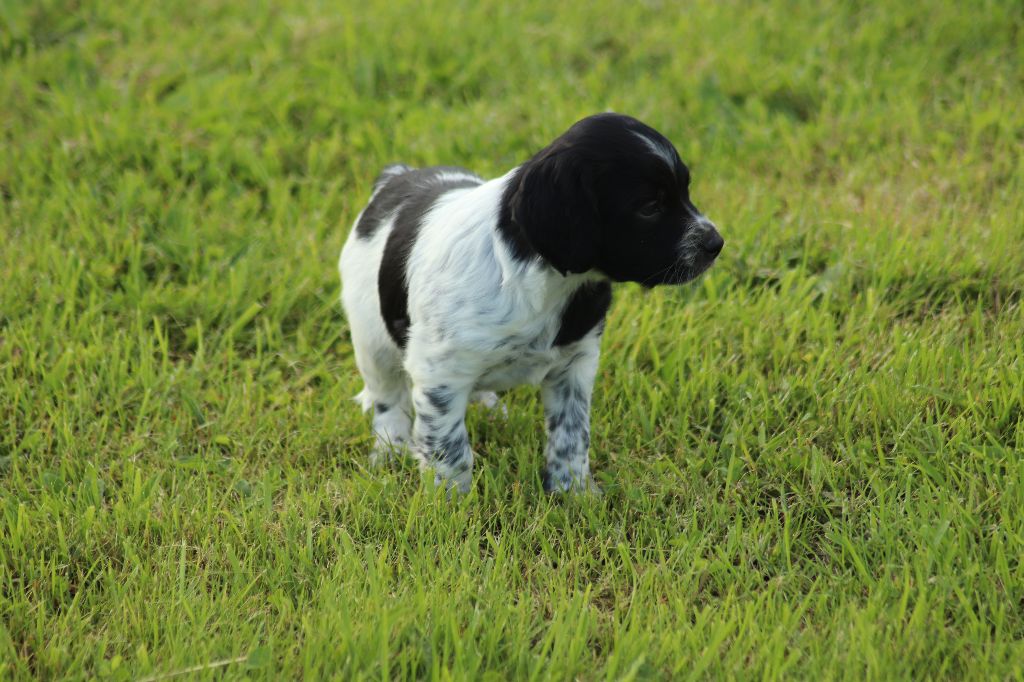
[686,255,719,280]
[672,256,717,285]
[661,225,724,286]
[637,253,717,288]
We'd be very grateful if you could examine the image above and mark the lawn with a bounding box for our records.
[2,0,1023,678]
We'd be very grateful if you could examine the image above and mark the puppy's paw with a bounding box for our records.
[434,469,473,496]
[542,469,602,495]
[428,449,475,496]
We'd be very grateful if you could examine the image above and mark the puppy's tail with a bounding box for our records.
[353,387,375,413]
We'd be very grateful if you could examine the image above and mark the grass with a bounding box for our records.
[2,0,1023,678]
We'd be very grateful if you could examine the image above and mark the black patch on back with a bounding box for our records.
[377,166,482,348]
[553,280,612,346]
[354,165,416,239]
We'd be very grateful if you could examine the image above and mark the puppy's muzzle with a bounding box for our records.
[701,226,724,257]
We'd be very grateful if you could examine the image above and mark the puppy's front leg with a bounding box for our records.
[541,342,601,493]
[411,383,474,494]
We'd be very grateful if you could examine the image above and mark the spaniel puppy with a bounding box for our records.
[339,113,723,494]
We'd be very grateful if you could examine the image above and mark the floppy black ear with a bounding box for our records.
[508,149,601,275]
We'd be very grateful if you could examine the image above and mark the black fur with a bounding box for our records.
[495,170,537,265]
[354,164,414,239]
[499,113,723,285]
[553,281,612,346]
[377,167,482,347]
[502,147,601,275]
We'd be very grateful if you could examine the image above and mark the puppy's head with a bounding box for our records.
[507,113,723,285]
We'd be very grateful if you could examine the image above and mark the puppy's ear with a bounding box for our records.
[508,149,601,275]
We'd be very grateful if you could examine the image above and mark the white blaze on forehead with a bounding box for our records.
[684,203,712,225]
[630,130,678,173]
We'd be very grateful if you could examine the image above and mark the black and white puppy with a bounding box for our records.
[339,113,723,494]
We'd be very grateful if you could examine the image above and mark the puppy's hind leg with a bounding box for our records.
[364,386,413,467]
[351,342,413,466]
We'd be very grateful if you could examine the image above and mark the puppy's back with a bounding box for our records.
[340,165,483,352]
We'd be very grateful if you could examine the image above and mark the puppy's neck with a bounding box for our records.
[495,238,604,314]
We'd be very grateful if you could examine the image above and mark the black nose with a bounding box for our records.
[702,230,724,257]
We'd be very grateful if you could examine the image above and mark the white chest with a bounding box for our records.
[475,341,563,392]
[467,311,569,392]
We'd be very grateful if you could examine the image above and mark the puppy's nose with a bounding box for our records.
[701,229,724,257]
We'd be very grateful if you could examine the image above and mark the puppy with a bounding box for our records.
[339,113,723,493]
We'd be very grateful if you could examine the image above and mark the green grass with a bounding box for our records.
[2,0,1023,678]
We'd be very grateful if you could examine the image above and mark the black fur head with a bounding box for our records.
[500,113,723,285]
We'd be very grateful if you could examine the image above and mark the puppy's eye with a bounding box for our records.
[637,200,662,219]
